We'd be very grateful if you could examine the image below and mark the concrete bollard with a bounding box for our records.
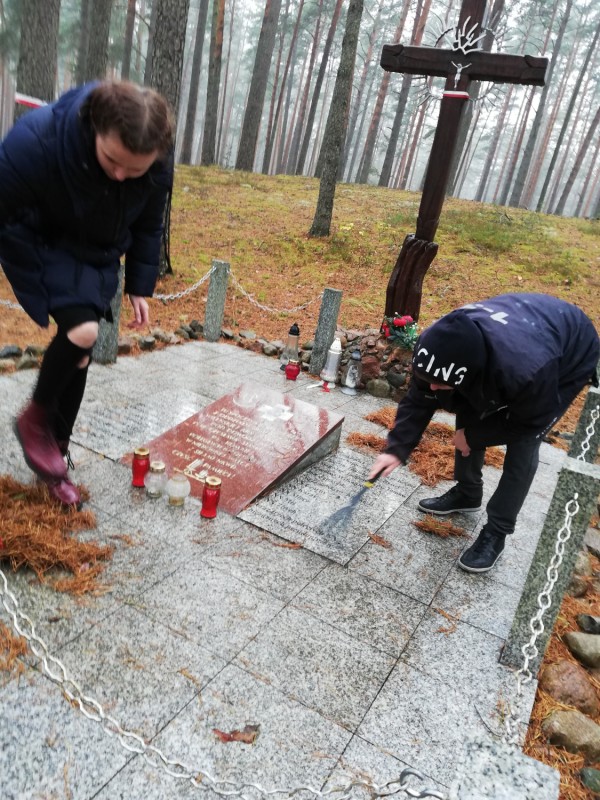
[92,264,124,365]
[203,260,230,342]
[309,287,342,375]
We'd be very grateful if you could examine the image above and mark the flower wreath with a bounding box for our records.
[381,313,419,350]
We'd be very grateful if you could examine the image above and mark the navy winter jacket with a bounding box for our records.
[385,293,599,463]
[0,83,173,327]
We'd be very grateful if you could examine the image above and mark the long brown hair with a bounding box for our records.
[88,81,174,156]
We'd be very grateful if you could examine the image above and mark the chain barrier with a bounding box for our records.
[228,270,323,315]
[503,398,598,746]
[153,264,216,302]
[0,567,446,798]
[576,404,599,462]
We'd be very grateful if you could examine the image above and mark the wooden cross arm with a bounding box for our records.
[381,44,548,87]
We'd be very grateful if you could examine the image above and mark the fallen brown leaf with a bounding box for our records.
[213,724,260,744]
[368,532,392,549]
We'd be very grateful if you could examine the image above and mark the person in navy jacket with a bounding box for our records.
[369,293,599,573]
[0,80,174,506]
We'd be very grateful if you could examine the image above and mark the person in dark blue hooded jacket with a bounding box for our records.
[0,80,174,507]
[369,293,599,573]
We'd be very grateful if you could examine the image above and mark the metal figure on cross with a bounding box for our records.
[380,0,548,322]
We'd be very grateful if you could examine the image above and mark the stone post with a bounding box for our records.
[500,458,600,672]
[448,736,560,799]
[203,260,230,342]
[309,287,343,376]
[92,264,124,365]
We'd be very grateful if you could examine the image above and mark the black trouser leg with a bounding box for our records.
[453,448,485,502]
[32,330,91,412]
[485,437,540,537]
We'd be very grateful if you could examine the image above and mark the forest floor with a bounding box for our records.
[1,166,600,798]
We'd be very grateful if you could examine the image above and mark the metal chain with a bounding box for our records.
[154,264,216,302]
[228,270,323,315]
[0,567,445,798]
[0,298,24,311]
[576,404,599,462]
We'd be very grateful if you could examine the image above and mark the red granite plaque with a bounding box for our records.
[125,383,344,515]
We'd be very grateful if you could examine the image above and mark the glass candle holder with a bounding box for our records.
[166,471,191,506]
[341,350,363,395]
[132,447,150,487]
[144,461,167,498]
[320,337,342,386]
[280,323,300,369]
[201,476,222,518]
[284,359,301,381]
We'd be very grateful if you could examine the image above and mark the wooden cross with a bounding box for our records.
[380,0,548,320]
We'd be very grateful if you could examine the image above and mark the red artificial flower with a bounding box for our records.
[382,323,390,337]
[393,317,404,327]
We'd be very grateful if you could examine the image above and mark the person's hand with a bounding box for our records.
[369,452,402,480]
[128,295,150,328]
[454,428,471,457]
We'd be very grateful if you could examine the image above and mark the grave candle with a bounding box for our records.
[200,476,222,518]
[320,337,342,387]
[166,471,191,506]
[284,359,301,381]
[132,447,150,487]
[280,323,300,369]
[144,461,167,498]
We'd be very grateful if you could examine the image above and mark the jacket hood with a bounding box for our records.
[412,310,487,390]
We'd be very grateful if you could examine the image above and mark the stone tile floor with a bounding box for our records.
[0,341,563,799]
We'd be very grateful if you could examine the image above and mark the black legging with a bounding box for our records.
[33,305,99,442]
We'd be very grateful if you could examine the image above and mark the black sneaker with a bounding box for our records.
[417,486,482,515]
[458,528,506,573]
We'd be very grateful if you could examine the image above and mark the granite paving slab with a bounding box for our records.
[95,663,353,799]
[292,563,428,657]
[0,668,130,798]
[234,605,396,730]
[57,603,226,739]
[201,521,329,602]
[326,735,447,798]
[348,520,463,605]
[432,569,523,640]
[239,447,419,564]
[129,560,286,660]
[356,660,493,787]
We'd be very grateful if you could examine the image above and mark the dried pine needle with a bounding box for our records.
[345,432,387,453]
[0,622,27,675]
[0,475,112,589]
[413,515,468,538]
[364,406,397,429]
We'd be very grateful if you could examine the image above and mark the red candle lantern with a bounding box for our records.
[201,476,222,518]
[132,447,150,487]
[284,359,300,381]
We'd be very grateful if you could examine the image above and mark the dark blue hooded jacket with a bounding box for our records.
[385,293,599,463]
[0,83,173,327]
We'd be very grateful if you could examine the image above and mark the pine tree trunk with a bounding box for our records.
[147,0,190,115]
[508,0,572,207]
[309,0,364,237]
[16,0,60,119]
[554,105,600,217]
[180,0,210,164]
[84,0,114,82]
[235,0,283,171]
[121,0,137,80]
[536,20,600,212]
[474,85,513,202]
[202,0,226,165]
[378,0,430,187]
[75,0,91,86]
[295,0,344,175]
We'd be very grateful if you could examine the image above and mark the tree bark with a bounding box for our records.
[295,0,344,175]
[121,0,137,80]
[84,0,114,82]
[555,105,600,217]
[147,0,191,115]
[75,0,91,86]
[180,0,210,164]
[202,0,226,165]
[235,0,283,171]
[309,0,364,237]
[16,0,60,119]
